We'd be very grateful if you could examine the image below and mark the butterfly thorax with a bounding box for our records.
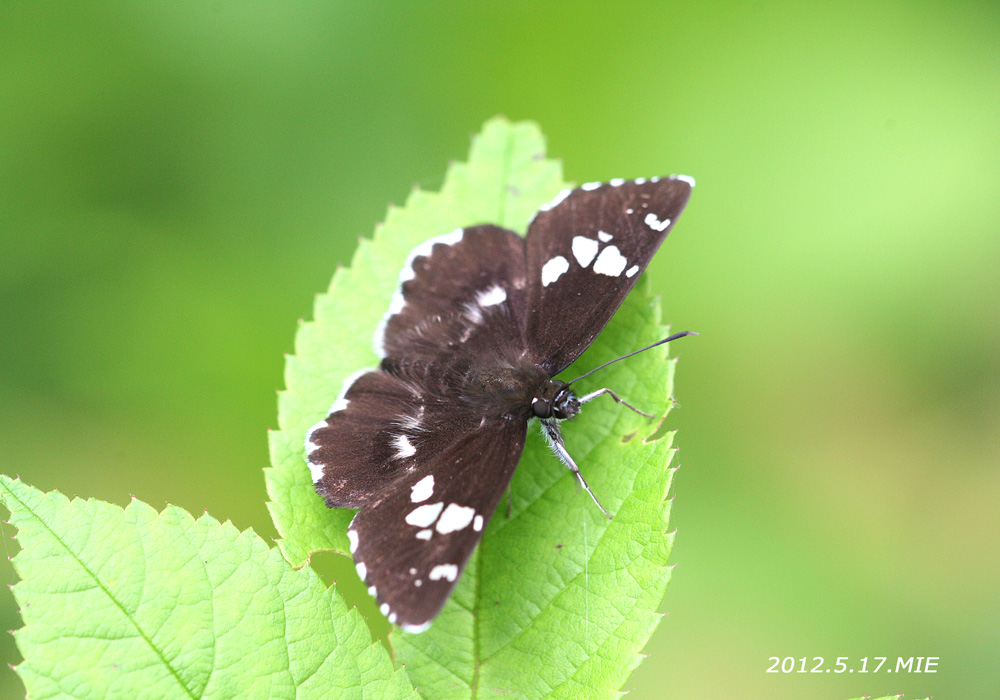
[456,360,550,419]
[452,356,579,422]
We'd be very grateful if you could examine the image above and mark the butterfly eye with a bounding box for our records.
[531,397,552,418]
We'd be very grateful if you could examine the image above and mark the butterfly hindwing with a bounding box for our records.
[524,177,692,375]
[306,368,426,508]
[348,416,527,632]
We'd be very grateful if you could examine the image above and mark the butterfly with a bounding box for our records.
[305,175,694,632]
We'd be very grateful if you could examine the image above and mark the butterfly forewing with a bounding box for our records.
[524,177,692,375]
[348,416,527,631]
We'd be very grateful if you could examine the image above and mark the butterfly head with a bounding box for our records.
[531,380,580,421]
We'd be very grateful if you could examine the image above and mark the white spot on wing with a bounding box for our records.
[571,236,599,268]
[410,475,434,503]
[414,579,423,587]
[326,368,369,416]
[356,562,367,580]
[380,603,390,615]
[473,514,484,532]
[388,612,397,624]
[429,564,458,582]
[541,255,569,286]
[581,181,602,191]
[372,313,394,357]
[304,434,321,456]
[597,231,612,243]
[405,501,443,528]
[644,212,671,232]
[387,293,406,316]
[436,503,476,534]
[368,585,377,597]
[394,434,416,459]
[634,177,647,185]
[476,285,507,307]
[539,187,572,212]
[672,173,696,187]
[348,529,359,554]
[306,418,328,437]
[416,529,432,540]
[609,177,625,186]
[308,460,325,484]
[409,567,417,575]
[593,245,629,277]
[399,228,464,284]
[626,265,640,278]
[402,619,429,632]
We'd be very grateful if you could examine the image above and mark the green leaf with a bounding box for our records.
[0,475,419,700]
[267,117,683,698]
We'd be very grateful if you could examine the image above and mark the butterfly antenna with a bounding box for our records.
[566,331,698,386]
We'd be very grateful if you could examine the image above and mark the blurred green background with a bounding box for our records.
[2,1,997,698]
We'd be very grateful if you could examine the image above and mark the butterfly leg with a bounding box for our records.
[540,419,613,519]
[577,388,655,419]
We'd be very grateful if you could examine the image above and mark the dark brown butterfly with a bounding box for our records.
[305,176,693,632]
